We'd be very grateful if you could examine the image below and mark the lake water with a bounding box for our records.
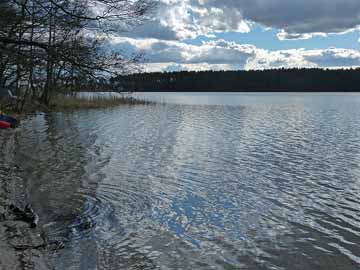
[3,92,360,269]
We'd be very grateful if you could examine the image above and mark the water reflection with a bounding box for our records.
[4,93,360,269]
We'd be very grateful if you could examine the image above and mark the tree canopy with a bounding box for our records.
[0,0,154,106]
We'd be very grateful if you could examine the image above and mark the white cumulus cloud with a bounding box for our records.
[109,37,360,71]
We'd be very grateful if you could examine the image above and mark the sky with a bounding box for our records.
[108,0,360,72]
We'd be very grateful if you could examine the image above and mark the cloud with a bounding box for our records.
[121,0,360,41]
[247,48,360,69]
[246,49,315,70]
[276,30,327,41]
[109,37,256,65]
[125,0,251,40]
[109,37,360,72]
[105,1,360,71]
[142,63,237,72]
[203,0,360,39]
[303,48,360,67]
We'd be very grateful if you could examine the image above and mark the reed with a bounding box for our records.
[49,93,156,111]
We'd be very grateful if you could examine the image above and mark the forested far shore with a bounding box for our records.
[111,68,360,92]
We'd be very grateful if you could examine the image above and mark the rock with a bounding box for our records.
[8,204,39,228]
[3,221,45,250]
[0,221,53,270]
[47,240,66,251]
[24,204,39,228]
[0,160,54,269]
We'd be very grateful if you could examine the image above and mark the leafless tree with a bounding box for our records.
[0,0,154,106]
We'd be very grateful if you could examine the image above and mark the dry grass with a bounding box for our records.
[49,93,155,111]
[0,93,155,114]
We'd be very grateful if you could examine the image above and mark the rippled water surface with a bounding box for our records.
[6,93,360,269]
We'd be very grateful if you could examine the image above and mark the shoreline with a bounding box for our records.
[1,93,156,116]
[0,130,54,270]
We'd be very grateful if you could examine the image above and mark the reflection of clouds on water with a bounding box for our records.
[8,93,360,270]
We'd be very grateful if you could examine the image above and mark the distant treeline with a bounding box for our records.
[111,68,360,92]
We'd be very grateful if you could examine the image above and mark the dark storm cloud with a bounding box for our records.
[204,0,360,37]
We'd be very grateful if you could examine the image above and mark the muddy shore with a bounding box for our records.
[0,129,54,270]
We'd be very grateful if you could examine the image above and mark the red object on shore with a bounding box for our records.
[0,120,11,129]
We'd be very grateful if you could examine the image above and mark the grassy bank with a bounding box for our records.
[0,93,156,115]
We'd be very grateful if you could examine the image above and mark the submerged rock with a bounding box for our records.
[0,158,54,269]
[9,204,39,228]
[3,220,45,250]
